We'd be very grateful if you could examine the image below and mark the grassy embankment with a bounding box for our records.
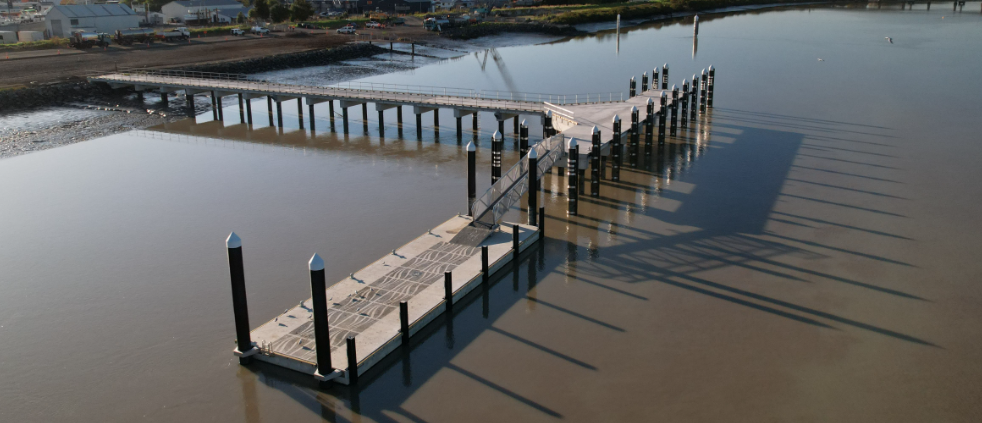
[0,38,70,52]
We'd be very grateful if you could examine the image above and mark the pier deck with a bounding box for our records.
[248,215,539,385]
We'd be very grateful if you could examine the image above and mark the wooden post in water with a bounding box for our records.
[659,92,667,144]
[308,102,315,131]
[444,271,453,310]
[396,106,403,126]
[670,85,678,136]
[567,138,578,216]
[216,95,224,121]
[529,147,538,225]
[708,65,716,108]
[662,64,669,89]
[700,69,708,114]
[591,126,601,197]
[645,98,654,148]
[238,93,244,123]
[328,100,335,132]
[611,115,622,181]
[543,110,554,138]
[276,101,283,128]
[297,99,304,130]
[308,253,332,377]
[467,141,476,216]
[641,72,648,93]
[342,107,350,134]
[400,301,409,343]
[681,80,689,129]
[491,131,503,184]
[481,245,489,283]
[227,233,255,364]
[690,74,698,122]
[245,98,253,125]
[520,120,529,156]
[512,224,520,261]
[630,106,639,168]
[694,14,699,36]
[346,336,358,384]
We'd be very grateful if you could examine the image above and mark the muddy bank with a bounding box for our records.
[440,22,581,41]
[178,43,388,75]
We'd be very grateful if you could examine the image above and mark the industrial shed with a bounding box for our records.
[46,5,142,39]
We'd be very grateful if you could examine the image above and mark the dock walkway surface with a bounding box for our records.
[88,71,628,115]
[249,216,539,384]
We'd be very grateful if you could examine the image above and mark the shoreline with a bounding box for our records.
[0,1,833,159]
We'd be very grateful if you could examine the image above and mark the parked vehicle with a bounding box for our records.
[69,30,110,49]
[155,27,190,42]
[365,21,380,28]
[251,26,269,34]
[114,28,156,45]
[424,18,450,31]
[336,26,356,34]
[230,28,245,36]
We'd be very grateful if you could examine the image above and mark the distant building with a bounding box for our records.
[212,6,252,23]
[46,4,142,38]
[160,0,243,24]
[338,0,432,14]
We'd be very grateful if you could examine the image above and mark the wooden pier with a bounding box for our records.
[91,65,717,386]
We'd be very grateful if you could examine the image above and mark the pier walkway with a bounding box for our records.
[103,66,715,386]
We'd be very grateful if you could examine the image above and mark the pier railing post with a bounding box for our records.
[567,138,579,216]
[529,148,538,225]
[346,336,358,384]
[652,68,659,91]
[492,131,503,184]
[591,126,601,197]
[467,141,476,216]
[629,76,636,98]
[612,115,622,181]
[707,65,716,108]
[309,253,332,377]
[227,233,255,364]
[641,72,648,93]
[659,92,667,144]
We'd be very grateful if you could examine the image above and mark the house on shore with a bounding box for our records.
[160,0,244,24]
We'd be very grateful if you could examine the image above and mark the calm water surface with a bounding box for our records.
[2,4,982,422]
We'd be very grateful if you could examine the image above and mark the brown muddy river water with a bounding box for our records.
[3,4,982,422]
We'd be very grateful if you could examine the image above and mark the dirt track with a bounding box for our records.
[2,19,437,89]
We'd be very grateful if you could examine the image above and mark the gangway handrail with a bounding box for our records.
[470,133,565,227]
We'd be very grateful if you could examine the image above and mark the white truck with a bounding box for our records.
[251,26,269,35]
[156,27,190,41]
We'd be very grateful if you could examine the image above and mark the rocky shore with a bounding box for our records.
[440,23,580,41]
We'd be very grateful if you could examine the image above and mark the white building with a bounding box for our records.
[46,4,142,38]
[160,0,243,24]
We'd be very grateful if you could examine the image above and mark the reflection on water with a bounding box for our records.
[2,3,982,422]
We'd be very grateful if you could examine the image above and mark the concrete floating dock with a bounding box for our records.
[247,216,539,385]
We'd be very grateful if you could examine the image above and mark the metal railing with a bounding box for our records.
[471,133,565,227]
[89,70,623,108]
